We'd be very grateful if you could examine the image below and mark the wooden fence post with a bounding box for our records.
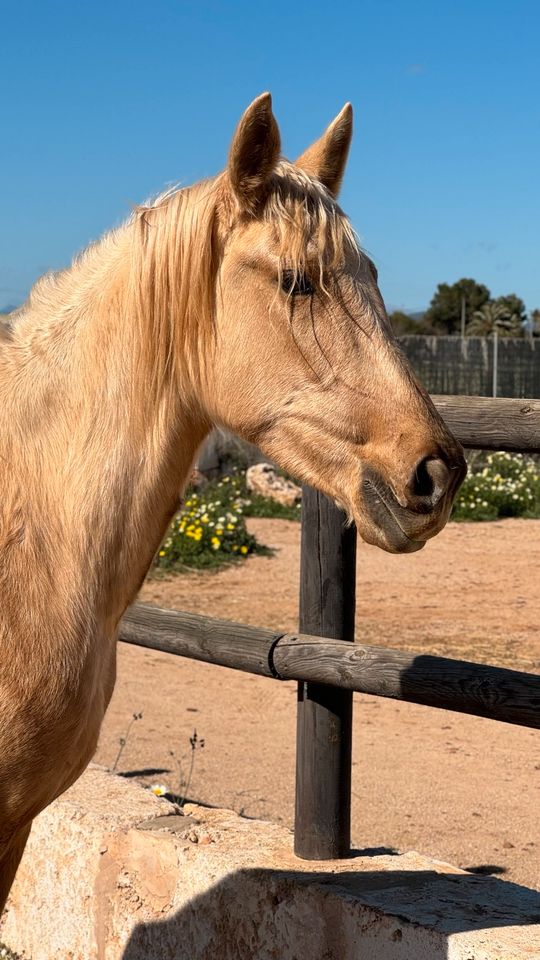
[294,486,357,859]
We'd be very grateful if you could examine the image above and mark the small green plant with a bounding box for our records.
[242,490,302,521]
[170,728,206,805]
[452,452,540,522]
[154,476,270,571]
[150,729,206,806]
[111,711,143,773]
[153,468,303,573]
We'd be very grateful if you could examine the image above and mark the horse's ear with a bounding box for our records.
[228,93,281,212]
[295,103,353,197]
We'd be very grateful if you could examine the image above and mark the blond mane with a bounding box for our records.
[4,161,361,406]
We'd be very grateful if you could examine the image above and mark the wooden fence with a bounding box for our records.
[119,394,540,861]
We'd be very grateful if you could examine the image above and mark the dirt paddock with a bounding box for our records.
[95,517,540,890]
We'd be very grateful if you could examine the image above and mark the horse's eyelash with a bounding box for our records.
[280,270,314,296]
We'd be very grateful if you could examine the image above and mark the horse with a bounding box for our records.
[0,93,466,910]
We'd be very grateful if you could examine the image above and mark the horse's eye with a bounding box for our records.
[280,270,314,296]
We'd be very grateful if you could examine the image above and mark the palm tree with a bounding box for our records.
[467,301,523,337]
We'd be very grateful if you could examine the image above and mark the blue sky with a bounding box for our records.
[1,0,539,313]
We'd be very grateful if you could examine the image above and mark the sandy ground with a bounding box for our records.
[95,518,540,890]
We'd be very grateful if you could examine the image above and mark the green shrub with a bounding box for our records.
[198,471,302,520]
[154,476,267,571]
[154,470,302,572]
[452,452,540,522]
[242,494,301,520]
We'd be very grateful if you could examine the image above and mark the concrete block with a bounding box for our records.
[1,765,539,959]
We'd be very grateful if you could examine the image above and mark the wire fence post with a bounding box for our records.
[493,329,498,398]
[294,486,357,859]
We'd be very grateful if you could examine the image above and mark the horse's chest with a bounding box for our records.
[0,638,116,831]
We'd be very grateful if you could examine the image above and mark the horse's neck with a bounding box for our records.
[0,237,209,655]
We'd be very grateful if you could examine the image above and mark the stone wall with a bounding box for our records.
[2,766,539,959]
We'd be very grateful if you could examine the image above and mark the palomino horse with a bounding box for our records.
[0,94,466,909]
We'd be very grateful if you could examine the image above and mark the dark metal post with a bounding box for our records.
[294,486,357,859]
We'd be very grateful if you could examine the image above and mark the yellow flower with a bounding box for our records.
[240,545,248,555]
[226,523,234,531]
[211,537,221,549]
[159,550,166,557]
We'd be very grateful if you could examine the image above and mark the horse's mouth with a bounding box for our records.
[360,478,428,554]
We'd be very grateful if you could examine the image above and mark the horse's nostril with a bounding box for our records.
[407,456,450,508]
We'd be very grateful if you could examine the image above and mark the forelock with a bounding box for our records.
[261,160,361,283]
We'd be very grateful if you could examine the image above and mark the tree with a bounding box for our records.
[424,278,490,335]
[467,301,523,337]
[493,294,527,326]
[388,310,425,335]
[530,309,540,337]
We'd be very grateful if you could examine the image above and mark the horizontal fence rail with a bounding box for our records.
[120,603,540,730]
[432,395,540,452]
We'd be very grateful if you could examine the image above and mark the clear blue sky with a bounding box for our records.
[1,0,539,313]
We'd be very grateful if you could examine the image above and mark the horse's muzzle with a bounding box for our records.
[359,457,466,554]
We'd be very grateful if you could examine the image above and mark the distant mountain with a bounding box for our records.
[386,305,426,320]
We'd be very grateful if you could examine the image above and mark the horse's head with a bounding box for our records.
[208,94,466,553]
